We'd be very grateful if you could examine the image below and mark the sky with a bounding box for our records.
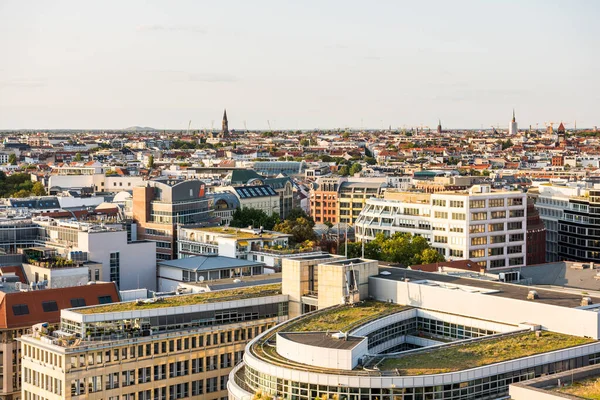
[0,0,599,130]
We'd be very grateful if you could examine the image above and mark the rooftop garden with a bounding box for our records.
[555,376,600,399]
[76,283,282,314]
[194,226,282,239]
[288,300,409,333]
[378,331,595,375]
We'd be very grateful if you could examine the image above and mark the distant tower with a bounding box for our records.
[221,109,229,136]
[437,119,442,134]
[509,109,518,135]
[557,122,566,144]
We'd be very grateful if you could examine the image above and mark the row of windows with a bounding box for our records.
[244,352,596,400]
[67,326,269,368]
[66,376,228,398]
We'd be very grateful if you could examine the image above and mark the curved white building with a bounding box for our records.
[229,269,600,400]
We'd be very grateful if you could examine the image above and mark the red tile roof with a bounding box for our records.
[0,282,119,329]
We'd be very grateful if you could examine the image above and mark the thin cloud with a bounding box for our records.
[136,24,206,34]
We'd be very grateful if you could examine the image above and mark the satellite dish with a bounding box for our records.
[198,276,205,282]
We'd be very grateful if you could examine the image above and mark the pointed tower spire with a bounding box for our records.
[221,109,229,136]
[512,109,516,123]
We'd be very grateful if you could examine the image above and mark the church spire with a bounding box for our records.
[222,109,229,135]
[512,109,516,123]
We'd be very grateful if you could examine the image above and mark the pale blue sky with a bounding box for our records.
[0,0,598,130]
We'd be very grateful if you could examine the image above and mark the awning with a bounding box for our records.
[238,241,249,246]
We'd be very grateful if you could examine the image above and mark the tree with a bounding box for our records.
[74,153,83,162]
[300,139,310,147]
[31,182,46,196]
[273,217,316,244]
[364,156,376,165]
[357,232,445,266]
[230,208,280,231]
[8,154,17,165]
[338,165,350,176]
[349,163,362,175]
[147,154,155,169]
[342,132,350,139]
[323,220,333,229]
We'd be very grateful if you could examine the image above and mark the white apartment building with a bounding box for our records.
[355,185,527,270]
[33,217,157,290]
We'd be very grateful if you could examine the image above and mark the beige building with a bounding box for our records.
[282,254,378,318]
[20,284,288,400]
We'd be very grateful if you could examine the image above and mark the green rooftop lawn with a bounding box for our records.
[379,331,595,375]
[193,226,281,239]
[289,301,409,333]
[555,376,600,399]
[76,284,282,314]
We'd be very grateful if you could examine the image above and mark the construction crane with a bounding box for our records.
[267,120,272,131]
[243,120,247,131]
[187,120,192,135]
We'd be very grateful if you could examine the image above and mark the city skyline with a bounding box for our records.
[1,0,599,129]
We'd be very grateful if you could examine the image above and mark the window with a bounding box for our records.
[449,249,464,257]
[507,245,522,254]
[98,296,113,304]
[489,198,505,208]
[452,212,466,220]
[510,209,525,218]
[490,235,506,244]
[508,197,523,206]
[509,233,524,242]
[507,221,522,230]
[434,211,448,219]
[450,200,464,208]
[471,212,487,221]
[432,199,446,207]
[509,256,524,266]
[490,259,506,268]
[42,301,58,312]
[70,298,86,307]
[488,223,504,232]
[469,249,485,258]
[490,211,506,219]
[470,200,486,209]
[471,236,487,246]
[13,304,29,316]
[488,247,504,256]
[434,235,448,243]
[110,252,120,288]
[470,224,485,233]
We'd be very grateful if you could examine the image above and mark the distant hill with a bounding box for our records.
[124,126,156,131]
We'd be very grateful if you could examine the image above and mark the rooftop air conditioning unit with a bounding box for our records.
[527,290,539,300]
[582,297,593,306]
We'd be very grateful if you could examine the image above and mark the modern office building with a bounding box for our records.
[529,182,583,262]
[156,255,265,292]
[133,178,210,261]
[229,268,600,400]
[0,216,156,291]
[177,226,325,270]
[355,185,528,270]
[310,177,386,225]
[20,283,287,400]
[0,280,118,400]
[220,185,281,217]
[557,188,600,263]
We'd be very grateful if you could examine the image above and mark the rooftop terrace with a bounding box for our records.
[187,226,286,239]
[554,375,600,399]
[76,283,282,314]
